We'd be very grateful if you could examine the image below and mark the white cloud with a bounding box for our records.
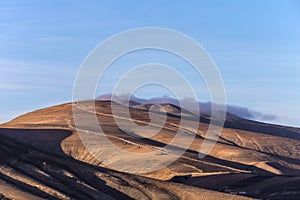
[0,84,26,90]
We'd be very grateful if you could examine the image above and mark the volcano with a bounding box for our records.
[0,100,299,199]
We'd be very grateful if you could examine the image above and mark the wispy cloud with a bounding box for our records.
[35,36,70,42]
[0,59,76,92]
[97,93,278,122]
[0,84,26,90]
[0,83,60,90]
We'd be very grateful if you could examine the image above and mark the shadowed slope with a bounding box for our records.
[0,129,251,200]
[1,100,300,199]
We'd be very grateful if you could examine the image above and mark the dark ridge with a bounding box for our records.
[223,115,300,140]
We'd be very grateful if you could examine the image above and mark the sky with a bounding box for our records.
[0,0,300,127]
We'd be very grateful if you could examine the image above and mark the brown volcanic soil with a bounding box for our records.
[0,100,300,199]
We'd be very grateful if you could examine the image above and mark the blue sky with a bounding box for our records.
[0,0,300,126]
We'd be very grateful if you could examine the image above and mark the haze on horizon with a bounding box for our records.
[0,0,300,127]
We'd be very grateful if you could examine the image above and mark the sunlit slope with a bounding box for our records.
[1,100,300,199]
[2,101,300,176]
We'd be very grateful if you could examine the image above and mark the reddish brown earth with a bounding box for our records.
[0,100,299,199]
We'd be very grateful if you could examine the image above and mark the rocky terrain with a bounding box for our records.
[0,100,299,199]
